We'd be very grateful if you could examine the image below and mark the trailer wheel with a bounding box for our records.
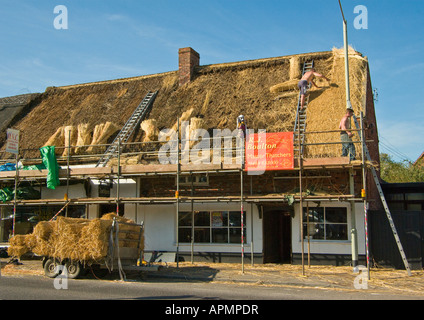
[65,260,82,279]
[44,258,60,278]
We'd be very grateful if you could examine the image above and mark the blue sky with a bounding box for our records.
[1,0,423,162]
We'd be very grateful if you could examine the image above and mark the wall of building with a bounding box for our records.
[292,201,366,265]
[124,201,263,256]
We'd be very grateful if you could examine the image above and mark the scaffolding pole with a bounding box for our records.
[12,153,18,237]
[360,112,370,279]
[298,115,305,276]
[116,138,121,216]
[241,168,244,274]
[176,117,180,268]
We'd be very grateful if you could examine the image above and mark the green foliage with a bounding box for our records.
[380,153,424,183]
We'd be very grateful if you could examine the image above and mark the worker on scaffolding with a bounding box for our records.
[298,68,330,110]
[339,107,356,161]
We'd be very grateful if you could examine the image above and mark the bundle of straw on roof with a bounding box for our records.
[44,126,65,155]
[269,79,299,94]
[74,123,92,155]
[86,122,119,154]
[289,57,301,80]
[140,119,159,142]
[62,125,78,157]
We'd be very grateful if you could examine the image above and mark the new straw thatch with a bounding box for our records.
[0,47,373,161]
[7,213,144,263]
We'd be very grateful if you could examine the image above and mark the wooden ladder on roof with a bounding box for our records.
[293,61,314,158]
[96,91,158,167]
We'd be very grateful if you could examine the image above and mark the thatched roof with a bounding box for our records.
[0,93,41,133]
[0,47,373,160]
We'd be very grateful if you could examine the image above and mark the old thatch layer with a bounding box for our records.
[7,213,144,263]
[0,48,369,159]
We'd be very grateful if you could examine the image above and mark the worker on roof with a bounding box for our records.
[237,115,247,139]
[339,107,356,161]
[297,68,330,110]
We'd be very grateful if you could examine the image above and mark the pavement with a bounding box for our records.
[1,257,424,298]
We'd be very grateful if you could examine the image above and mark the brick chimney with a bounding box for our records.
[179,47,200,86]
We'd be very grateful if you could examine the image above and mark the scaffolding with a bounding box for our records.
[0,122,371,273]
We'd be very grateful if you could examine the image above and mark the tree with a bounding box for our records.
[380,153,424,183]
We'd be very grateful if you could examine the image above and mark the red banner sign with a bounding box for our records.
[245,132,294,172]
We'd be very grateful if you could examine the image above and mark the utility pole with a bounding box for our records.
[338,0,359,268]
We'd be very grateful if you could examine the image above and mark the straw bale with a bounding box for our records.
[171,108,195,136]
[44,126,65,154]
[270,79,299,94]
[7,235,30,258]
[289,57,301,80]
[7,214,143,262]
[101,213,142,249]
[77,218,113,261]
[86,122,119,154]
[62,125,78,157]
[74,123,92,154]
[101,212,134,224]
[33,221,55,240]
[140,119,159,142]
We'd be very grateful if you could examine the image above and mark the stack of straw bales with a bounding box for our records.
[8,213,143,263]
[43,122,120,156]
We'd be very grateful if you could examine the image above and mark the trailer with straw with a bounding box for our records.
[8,213,158,280]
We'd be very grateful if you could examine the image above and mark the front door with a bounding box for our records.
[263,209,292,263]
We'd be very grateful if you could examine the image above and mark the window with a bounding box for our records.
[178,210,246,244]
[176,174,209,186]
[303,207,348,241]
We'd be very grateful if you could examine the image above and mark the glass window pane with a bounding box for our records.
[303,223,324,240]
[388,202,404,211]
[386,193,404,201]
[211,211,228,227]
[229,228,247,244]
[178,228,192,243]
[304,208,324,223]
[325,208,347,223]
[407,203,422,211]
[178,212,192,226]
[326,224,348,240]
[405,193,424,201]
[194,228,210,243]
[212,228,228,243]
[229,211,246,227]
[194,211,210,226]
